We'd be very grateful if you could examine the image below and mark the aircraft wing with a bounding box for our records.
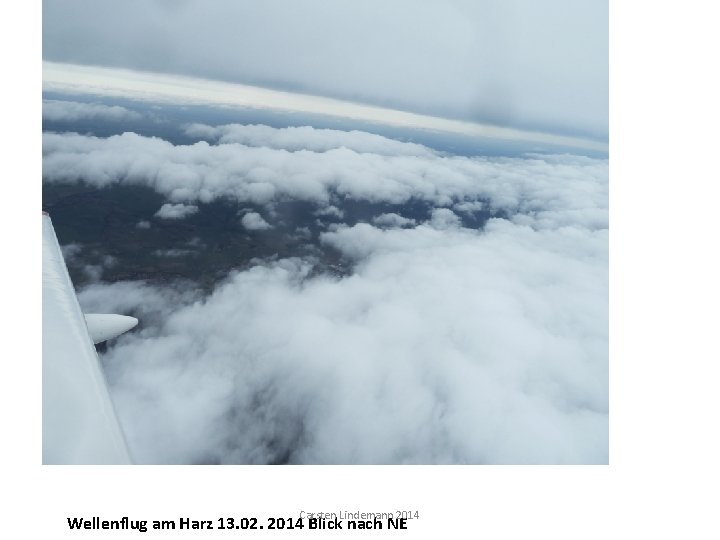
[42,212,134,464]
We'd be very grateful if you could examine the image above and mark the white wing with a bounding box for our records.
[42,212,133,464]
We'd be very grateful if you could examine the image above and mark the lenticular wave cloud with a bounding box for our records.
[56,124,607,464]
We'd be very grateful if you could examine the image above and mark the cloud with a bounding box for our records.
[428,208,462,230]
[60,243,118,283]
[154,203,198,220]
[241,212,272,231]
[43,99,141,122]
[83,216,607,464]
[42,0,608,138]
[49,122,607,464]
[186,123,436,157]
[372,213,417,229]
[453,200,484,215]
[43,127,607,230]
[60,242,82,260]
[314,205,344,220]
[78,280,202,332]
[44,63,607,153]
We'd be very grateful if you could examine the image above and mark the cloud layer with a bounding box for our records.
[48,122,609,464]
[81,218,607,464]
[185,123,436,157]
[43,99,141,122]
[43,126,607,231]
[43,0,608,138]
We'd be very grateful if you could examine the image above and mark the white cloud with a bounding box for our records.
[82,265,104,282]
[78,280,202,332]
[428,208,462,230]
[453,200,484,214]
[84,216,607,464]
[186,123,436,157]
[293,227,312,240]
[154,203,198,220]
[43,99,141,122]
[241,212,272,230]
[372,213,417,229]
[43,62,606,153]
[60,242,82,260]
[43,127,607,230]
[314,205,344,220]
[49,122,607,464]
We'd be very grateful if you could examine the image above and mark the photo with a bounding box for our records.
[42,0,608,465]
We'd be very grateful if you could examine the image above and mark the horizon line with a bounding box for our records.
[43,61,608,153]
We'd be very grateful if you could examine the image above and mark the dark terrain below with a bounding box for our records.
[43,182,497,291]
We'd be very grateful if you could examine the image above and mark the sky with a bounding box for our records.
[42,0,608,141]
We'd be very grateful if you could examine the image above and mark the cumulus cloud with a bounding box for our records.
[241,212,272,231]
[314,205,344,220]
[453,200,484,215]
[372,213,417,229]
[42,127,607,230]
[428,208,462,230]
[43,99,142,122]
[84,216,607,464]
[155,203,198,220]
[50,122,607,464]
[186,123,436,157]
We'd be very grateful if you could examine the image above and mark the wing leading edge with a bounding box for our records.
[42,213,132,464]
